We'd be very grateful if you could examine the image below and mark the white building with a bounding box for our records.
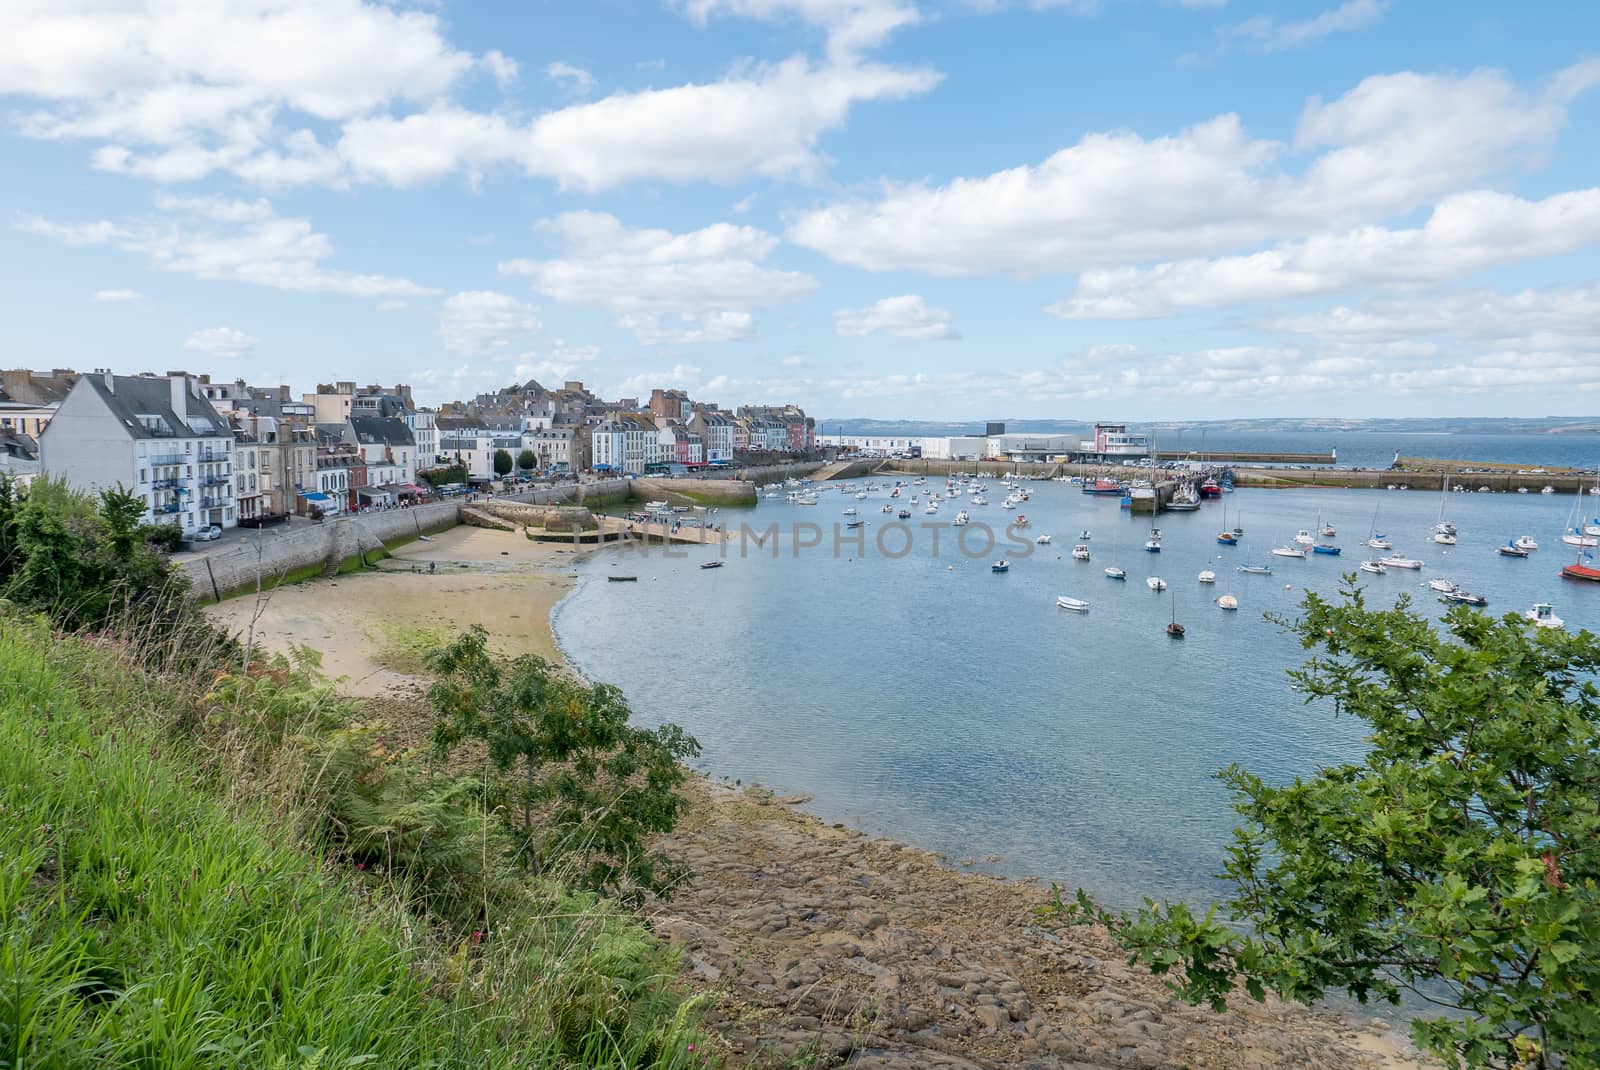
[406,410,438,467]
[39,371,237,533]
[590,420,629,473]
[348,417,418,485]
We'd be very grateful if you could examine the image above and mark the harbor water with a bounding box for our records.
[555,480,1600,910]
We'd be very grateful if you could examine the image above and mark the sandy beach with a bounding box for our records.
[205,520,1429,1068]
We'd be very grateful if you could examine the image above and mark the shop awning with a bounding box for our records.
[302,491,331,501]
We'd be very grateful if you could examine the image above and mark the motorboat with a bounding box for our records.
[1216,593,1239,611]
[842,507,858,516]
[795,496,818,506]
[1444,590,1488,606]
[1146,576,1167,591]
[1072,544,1092,561]
[1144,528,1162,553]
[1197,570,1216,584]
[1294,530,1314,546]
[1562,557,1600,583]
[1515,535,1538,550]
[991,560,1010,573]
[1498,542,1530,558]
[700,560,724,570]
[854,491,868,500]
[1526,602,1564,629]
[845,520,865,529]
[1056,596,1090,612]
[1014,514,1030,527]
[1543,486,1556,495]
[970,495,989,506]
[1035,534,1052,545]
[1237,564,1273,575]
[1380,555,1424,570]
[1433,532,1457,545]
[1312,544,1342,555]
[1271,545,1307,559]
[1104,567,1127,580]
[1427,578,1459,594]
[881,504,894,513]
[923,504,940,515]
[897,509,912,519]
[1082,478,1123,495]
[953,510,970,526]
[1359,560,1387,575]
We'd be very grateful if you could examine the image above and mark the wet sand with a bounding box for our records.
[206,525,578,696]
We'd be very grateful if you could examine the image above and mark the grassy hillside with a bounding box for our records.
[0,615,713,1069]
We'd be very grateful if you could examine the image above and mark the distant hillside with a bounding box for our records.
[818,417,1600,438]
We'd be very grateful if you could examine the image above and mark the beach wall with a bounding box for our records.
[179,499,460,600]
[630,477,757,506]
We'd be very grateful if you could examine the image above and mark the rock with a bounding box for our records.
[974,1004,1011,1032]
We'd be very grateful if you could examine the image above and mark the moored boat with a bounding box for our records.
[1104,566,1127,580]
[1515,535,1538,550]
[1146,576,1167,591]
[1197,570,1216,584]
[1433,532,1457,545]
[1359,560,1387,575]
[1271,545,1307,559]
[1526,602,1564,629]
[1380,555,1424,570]
[700,560,724,570]
[1312,544,1342,555]
[1216,593,1239,611]
[1072,544,1091,560]
[1427,577,1459,594]
[1498,542,1530,558]
[1056,596,1090,612]
[1561,556,1600,583]
[1237,564,1273,575]
[1444,590,1488,606]
[991,560,1010,573]
[1035,533,1052,544]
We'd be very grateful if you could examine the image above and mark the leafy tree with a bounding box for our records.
[426,627,700,903]
[417,463,467,489]
[98,483,147,558]
[516,448,537,472]
[493,449,514,478]
[1063,581,1600,1070]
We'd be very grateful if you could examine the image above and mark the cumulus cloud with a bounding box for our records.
[92,288,139,302]
[675,0,919,60]
[499,211,816,344]
[546,61,595,96]
[1220,0,1387,53]
[183,326,258,358]
[834,294,959,339]
[789,67,1580,276]
[1052,187,1600,317]
[437,291,540,355]
[19,199,434,298]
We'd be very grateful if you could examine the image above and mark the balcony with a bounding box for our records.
[200,475,230,487]
[153,503,181,515]
[150,478,183,490]
[200,496,228,509]
[150,453,184,466]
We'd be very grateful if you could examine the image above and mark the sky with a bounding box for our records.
[2,0,1599,420]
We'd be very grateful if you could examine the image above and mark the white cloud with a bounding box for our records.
[92,288,139,302]
[377,299,407,312]
[499,211,817,344]
[437,291,540,355]
[782,354,805,366]
[789,68,1576,276]
[675,0,919,60]
[835,294,959,339]
[20,199,434,299]
[1221,0,1387,53]
[1268,283,1600,352]
[732,193,758,214]
[546,61,595,96]
[184,326,258,359]
[1053,187,1600,317]
[482,50,519,90]
[406,340,602,404]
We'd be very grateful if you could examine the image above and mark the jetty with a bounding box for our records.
[1155,449,1335,465]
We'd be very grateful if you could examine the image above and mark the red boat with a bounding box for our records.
[1561,559,1600,582]
[1200,480,1223,499]
[1081,478,1124,495]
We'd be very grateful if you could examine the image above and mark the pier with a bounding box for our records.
[1154,450,1336,465]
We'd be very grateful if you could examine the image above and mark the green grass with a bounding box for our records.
[370,621,456,675]
[0,618,716,1069]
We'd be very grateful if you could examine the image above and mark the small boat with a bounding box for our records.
[1498,542,1530,558]
[1562,529,1599,548]
[1526,602,1564,629]
[1427,578,1459,594]
[953,510,970,526]
[1562,557,1600,583]
[1271,545,1307,559]
[1197,569,1216,584]
[1035,534,1052,545]
[1381,555,1424,570]
[1056,596,1090,612]
[416,534,435,542]
[1216,593,1239,611]
[923,504,939,515]
[1312,544,1342,555]
[1200,479,1222,499]
[1367,536,1393,550]
[842,507,858,516]
[1072,544,1091,561]
[1104,566,1127,580]
[607,575,638,582]
[1294,530,1314,546]
[1014,514,1030,527]
[991,560,1010,573]
[1359,560,1387,575]
[1237,564,1273,575]
[1433,532,1457,545]
[1144,527,1162,553]
[970,495,989,506]
[845,520,865,529]
[1078,530,1091,541]
[897,509,912,519]
[1444,590,1488,606]
[700,560,724,570]
[1166,592,1185,638]
[1515,535,1538,550]
[1082,478,1123,495]
[1217,531,1239,545]
[1146,576,1167,591]
[854,491,868,500]
[881,504,894,513]
[795,496,817,506]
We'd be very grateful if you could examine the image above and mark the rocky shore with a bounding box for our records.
[653,780,1427,1070]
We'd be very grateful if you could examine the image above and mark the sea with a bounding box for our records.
[1149,431,1600,472]
[553,440,1600,915]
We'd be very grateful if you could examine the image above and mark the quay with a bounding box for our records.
[1155,450,1335,464]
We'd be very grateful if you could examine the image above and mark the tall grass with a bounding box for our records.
[0,616,716,1068]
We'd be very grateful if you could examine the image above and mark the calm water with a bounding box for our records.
[555,481,1600,910]
[1151,430,1600,472]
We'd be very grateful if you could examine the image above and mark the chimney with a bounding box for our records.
[101,368,114,393]
[169,374,188,421]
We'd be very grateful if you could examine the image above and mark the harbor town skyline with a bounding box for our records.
[4,1,1600,418]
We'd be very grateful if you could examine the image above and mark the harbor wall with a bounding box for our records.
[630,476,758,506]
[882,459,1060,479]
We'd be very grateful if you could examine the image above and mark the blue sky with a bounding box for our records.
[3,0,1598,419]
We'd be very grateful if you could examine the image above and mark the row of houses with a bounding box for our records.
[3,367,815,536]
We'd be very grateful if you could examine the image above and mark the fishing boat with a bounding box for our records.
[1515,535,1538,550]
[1197,570,1216,584]
[1166,592,1185,638]
[700,560,724,570]
[1359,560,1387,575]
[881,504,894,513]
[1201,478,1223,499]
[1056,596,1090,612]
[1217,593,1239,611]
[1144,527,1162,553]
[1036,534,1052,545]
[1427,578,1459,594]
[1082,477,1123,495]
[1498,541,1530,558]
[1543,485,1556,494]
[1104,566,1127,580]
[991,560,1010,573]
[1526,602,1564,629]
[1146,576,1167,591]
[1312,543,1342,555]
[1072,544,1091,561]
[1237,564,1274,575]
[1166,482,1201,511]
[607,575,638,582]
[1271,545,1307,559]
[1562,553,1600,583]
[1380,554,1424,570]
[1444,590,1488,606]
[1367,504,1391,549]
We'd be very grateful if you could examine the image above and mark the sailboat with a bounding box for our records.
[1367,504,1392,550]
[1433,471,1457,540]
[1216,563,1239,610]
[1217,501,1238,544]
[1166,591,1185,637]
[1561,492,1599,547]
[1318,511,1336,538]
[1104,532,1126,580]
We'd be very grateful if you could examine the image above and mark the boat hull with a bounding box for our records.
[1562,562,1600,582]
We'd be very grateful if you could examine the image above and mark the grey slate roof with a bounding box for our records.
[349,417,416,447]
[77,374,232,439]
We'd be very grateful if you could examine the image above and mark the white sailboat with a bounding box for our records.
[1366,503,1392,549]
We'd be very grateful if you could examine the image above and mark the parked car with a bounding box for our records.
[190,524,222,541]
